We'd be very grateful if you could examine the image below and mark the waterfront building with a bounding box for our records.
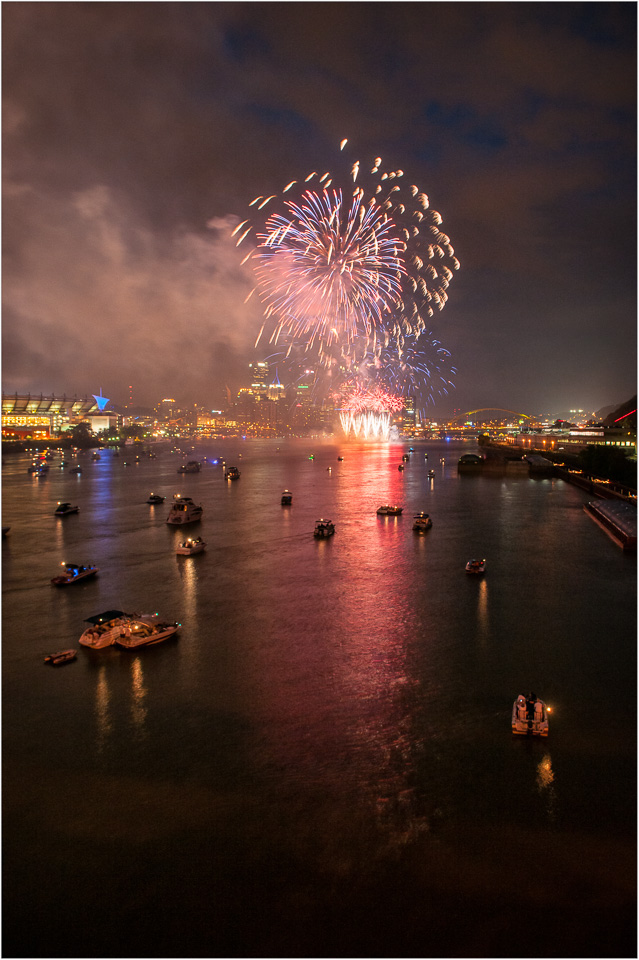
[2,393,100,440]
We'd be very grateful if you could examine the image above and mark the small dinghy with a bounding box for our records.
[44,649,77,666]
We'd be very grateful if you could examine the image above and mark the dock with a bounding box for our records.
[584,500,637,551]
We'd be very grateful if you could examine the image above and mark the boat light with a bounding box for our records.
[546,707,552,713]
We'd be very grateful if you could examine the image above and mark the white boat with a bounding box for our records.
[79,610,131,648]
[115,615,180,648]
[281,490,293,505]
[512,694,549,737]
[412,512,432,532]
[176,537,206,556]
[314,519,335,538]
[377,505,403,516]
[51,562,99,586]
[465,558,486,575]
[166,495,203,525]
[54,502,79,516]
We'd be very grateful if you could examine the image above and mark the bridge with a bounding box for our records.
[448,408,532,424]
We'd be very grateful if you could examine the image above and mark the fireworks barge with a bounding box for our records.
[583,500,636,551]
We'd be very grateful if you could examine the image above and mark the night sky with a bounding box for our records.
[2,2,636,416]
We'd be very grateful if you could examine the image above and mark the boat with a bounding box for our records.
[166,495,203,525]
[398,464,405,472]
[79,610,132,648]
[377,505,403,516]
[178,461,201,473]
[44,649,77,666]
[225,466,241,480]
[147,493,166,504]
[2,526,10,537]
[176,537,206,556]
[314,519,335,538]
[69,465,82,475]
[512,693,549,737]
[402,454,410,462]
[54,502,79,517]
[337,456,344,461]
[115,615,180,648]
[428,469,435,478]
[465,558,486,575]
[91,452,101,461]
[281,490,293,505]
[51,562,99,586]
[412,512,432,532]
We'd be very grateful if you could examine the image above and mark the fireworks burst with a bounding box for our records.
[237,141,459,367]
[236,141,459,428]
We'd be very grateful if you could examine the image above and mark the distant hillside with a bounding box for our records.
[602,397,636,428]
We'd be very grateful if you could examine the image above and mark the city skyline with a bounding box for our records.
[2,4,636,415]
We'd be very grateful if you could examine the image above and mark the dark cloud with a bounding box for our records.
[2,2,635,414]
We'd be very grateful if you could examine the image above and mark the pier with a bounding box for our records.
[583,500,637,551]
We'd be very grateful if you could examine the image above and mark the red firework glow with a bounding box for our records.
[341,386,405,414]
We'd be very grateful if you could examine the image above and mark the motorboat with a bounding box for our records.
[147,493,166,504]
[225,466,241,480]
[337,456,344,461]
[91,452,101,461]
[115,615,180,648]
[44,649,77,666]
[166,495,203,525]
[412,512,432,532]
[176,537,206,556]
[512,694,549,737]
[377,505,403,516]
[281,490,293,505]
[79,610,132,648]
[428,469,435,478]
[178,461,201,473]
[51,562,99,586]
[398,464,405,472]
[55,502,79,517]
[314,519,335,538]
[465,559,486,575]
[402,454,410,462]
[28,462,48,474]
[70,465,82,475]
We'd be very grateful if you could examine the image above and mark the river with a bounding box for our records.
[2,439,636,958]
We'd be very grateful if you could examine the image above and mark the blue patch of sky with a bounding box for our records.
[421,100,507,153]
[537,2,636,49]
[222,23,269,63]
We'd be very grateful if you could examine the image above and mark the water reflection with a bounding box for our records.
[477,578,489,639]
[176,553,198,624]
[94,665,112,753]
[130,657,148,739]
[536,752,557,820]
